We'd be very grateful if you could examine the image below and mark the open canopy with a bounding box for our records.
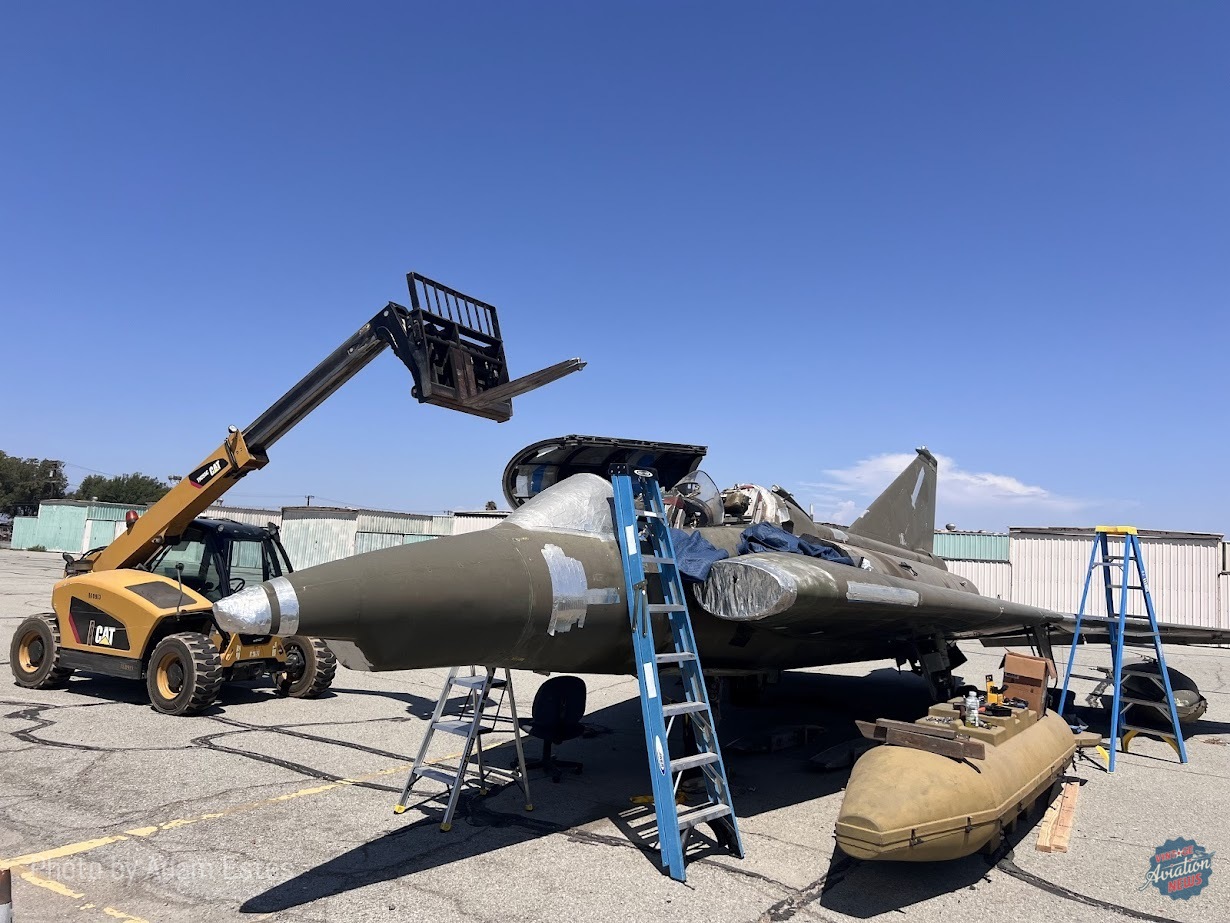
[502,434,707,508]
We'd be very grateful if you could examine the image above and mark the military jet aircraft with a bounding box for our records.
[213,435,1224,709]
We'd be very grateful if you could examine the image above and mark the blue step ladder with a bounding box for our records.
[609,464,744,882]
[1058,526,1187,772]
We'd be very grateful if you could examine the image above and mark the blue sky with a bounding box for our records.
[2,4,1226,532]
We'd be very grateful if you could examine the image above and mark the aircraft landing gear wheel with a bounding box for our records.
[146,632,222,716]
[10,616,73,689]
[275,636,337,699]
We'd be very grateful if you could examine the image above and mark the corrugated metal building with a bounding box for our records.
[11,500,147,553]
[279,507,455,569]
[11,497,460,564]
[932,527,1227,629]
[280,507,358,569]
[451,510,509,534]
[200,505,283,528]
[1010,527,1222,628]
[9,516,37,548]
[11,500,283,553]
[932,531,1012,600]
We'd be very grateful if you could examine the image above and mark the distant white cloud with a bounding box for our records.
[801,452,1089,529]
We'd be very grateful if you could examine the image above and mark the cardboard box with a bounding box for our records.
[999,651,1056,714]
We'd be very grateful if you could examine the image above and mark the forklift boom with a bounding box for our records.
[86,272,583,573]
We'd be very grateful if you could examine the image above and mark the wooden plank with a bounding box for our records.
[1035,795,1060,851]
[856,720,986,759]
[855,720,886,742]
[882,727,987,760]
[875,718,959,739]
[1050,781,1080,853]
[1036,781,1080,853]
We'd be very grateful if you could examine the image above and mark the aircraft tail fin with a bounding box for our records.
[850,448,938,553]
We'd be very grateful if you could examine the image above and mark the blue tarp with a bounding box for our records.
[736,522,857,566]
[666,522,855,583]
[668,528,729,582]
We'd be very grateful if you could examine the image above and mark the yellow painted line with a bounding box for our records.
[101,907,150,922]
[14,865,152,922]
[3,836,130,869]
[17,866,84,899]
[0,752,459,871]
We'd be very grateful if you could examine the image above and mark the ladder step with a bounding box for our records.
[662,701,709,718]
[656,652,696,665]
[648,603,687,614]
[670,752,720,774]
[432,719,476,736]
[1109,585,1144,590]
[636,509,665,520]
[642,555,676,572]
[413,765,457,785]
[450,674,502,689]
[1120,723,1179,738]
[677,802,732,831]
[1119,696,1170,707]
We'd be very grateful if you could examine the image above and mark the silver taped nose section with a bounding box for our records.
[266,576,300,637]
[213,585,273,634]
[214,577,301,637]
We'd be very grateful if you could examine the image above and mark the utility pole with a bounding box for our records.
[305,495,314,507]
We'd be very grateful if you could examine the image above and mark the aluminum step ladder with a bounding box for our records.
[1058,526,1187,772]
[395,666,532,829]
[609,464,743,882]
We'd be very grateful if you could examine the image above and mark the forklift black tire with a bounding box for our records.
[146,632,223,716]
[276,636,337,699]
[10,616,73,689]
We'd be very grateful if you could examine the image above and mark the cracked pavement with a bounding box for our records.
[2,549,1228,922]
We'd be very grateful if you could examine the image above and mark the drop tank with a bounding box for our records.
[835,699,1076,861]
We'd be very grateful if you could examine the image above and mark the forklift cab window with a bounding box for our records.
[227,538,266,591]
[666,471,723,528]
[151,537,224,600]
[226,535,288,591]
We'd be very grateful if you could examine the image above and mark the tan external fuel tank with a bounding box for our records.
[835,702,1076,861]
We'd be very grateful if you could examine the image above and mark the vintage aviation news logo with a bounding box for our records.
[1140,837,1214,900]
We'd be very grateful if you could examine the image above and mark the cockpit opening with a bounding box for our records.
[665,470,724,528]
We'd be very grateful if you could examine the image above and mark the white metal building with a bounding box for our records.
[932,531,1012,601]
[1009,527,1222,628]
[278,507,456,569]
[935,527,1229,629]
[9,500,499,565]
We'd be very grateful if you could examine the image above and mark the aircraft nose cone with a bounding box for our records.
[214,577,300,636]
[216,528,553,669]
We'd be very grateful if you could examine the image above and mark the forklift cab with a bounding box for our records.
[146,519,293,603]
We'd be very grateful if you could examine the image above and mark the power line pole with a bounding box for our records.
[305,495,314,507]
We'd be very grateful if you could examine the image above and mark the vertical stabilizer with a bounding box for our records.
[849,448,938,553]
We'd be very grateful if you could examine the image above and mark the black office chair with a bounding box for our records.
[519,676,586,782]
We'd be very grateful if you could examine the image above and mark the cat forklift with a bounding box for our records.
[10,271,583,715]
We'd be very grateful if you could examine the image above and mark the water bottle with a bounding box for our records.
[964,690,980,727]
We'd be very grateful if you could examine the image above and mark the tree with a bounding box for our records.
[73,472,171,505]
[0,452,68,517]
